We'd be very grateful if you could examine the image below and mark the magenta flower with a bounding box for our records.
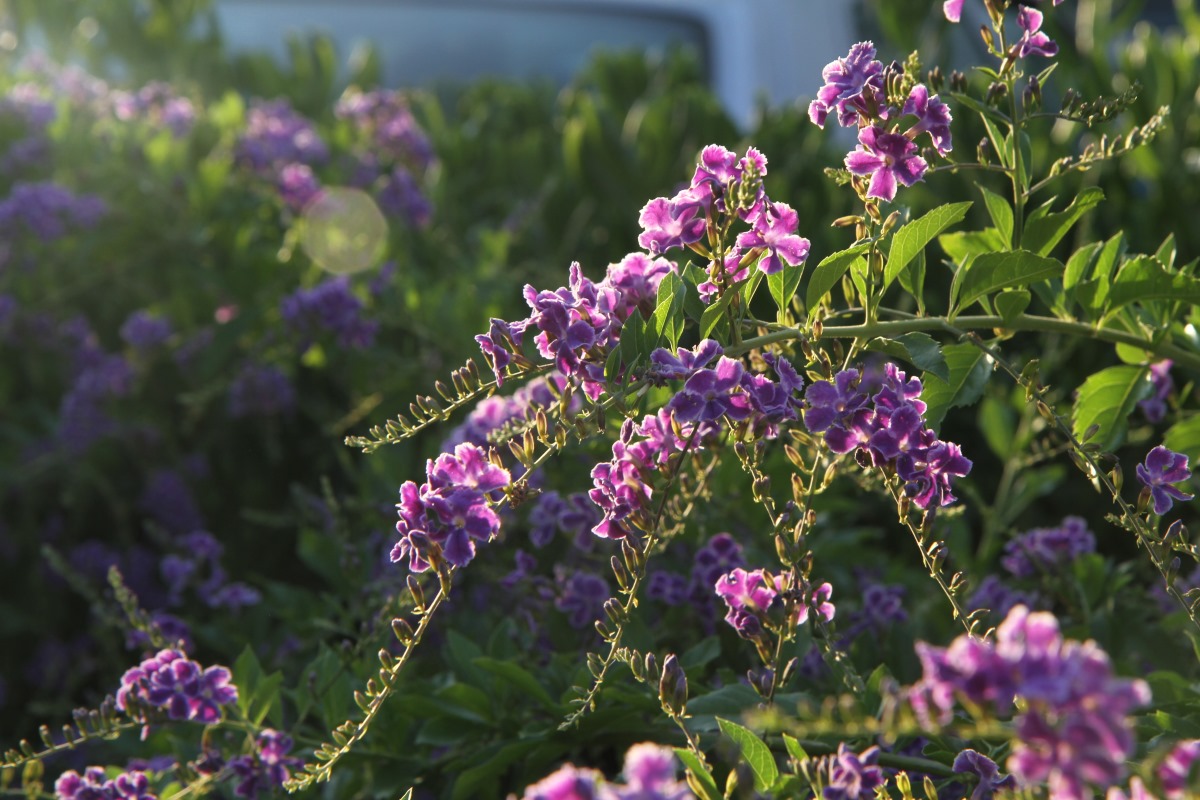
[809,42,885,128]
[1136,445,1194,515]
[1158,739,1200,799]
[824,744,884,800]
[901,84,954,156]
[944,0,965,22]
[735,201,810,275]
[845,126,928,202]
[636,188,708,254]
[1016,7,1059,58]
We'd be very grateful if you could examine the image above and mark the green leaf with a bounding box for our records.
[883,201,972,291]
[473,657,558,710]
[232,646,265,719]
[979,394,1016,459]
[978,185,1013,245]
[897,249,927,315]
[979,114,1010,169]
[1156,233,1177,269]
[1021,187,1105,256]
[805,242,871,314]
[680,636,722,670]
[919,343,995,429]
[781,734,808,763]
[699,290,735,340]
[674,748,721,800]
[651,270,687,350]
[1071,365,1151,452]
[1105,256,1200,314]
[451,740,540,800]
[767,262,804,317]
[994,289,1031,324]
[866,332,948,381]
[1064,242,1102,291]
[717,718,779,792]
[938,228,1007,264]
[681,262,709,324]
[1165,416,1200,464]
[952,250,1063,315]
[619,309,647,368]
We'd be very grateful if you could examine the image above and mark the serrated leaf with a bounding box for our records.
[978,186,1013,245]
[805,242,871,314]
[1071,365,1151,453]
[1021,187,1105,256]
[952,250,1063,316]
[1165,416,1200,464]
[717,718,779,792]
[866,332,948,381]
[674,748,721,800]
[883,201,972,291]
[919,343,995,429]
[994,289,1030,323]
[768,262,804,316]
[1105,256,1200,314]
[1156,233,1177,269]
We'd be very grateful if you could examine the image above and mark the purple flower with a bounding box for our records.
[277,163,322,212]
[520,764,605,800]
[555,569,610,629]
[901,84,953,156]
[845,126,928,202]
[604,252,675,320]
[952,750,1016,800]
[649,340,723,382]
[824,744,884,800]
[229,729,303,799]
[616,743,692,800]
[120,311,173,351]
[227,362,295,418]
[1016,7,1059,58]
[803,369,871,451]
[390,443,511,571]
[735,201,810,275]
[1136,445,1194,515]
[1001,516,1095,578]
[0,181,106,241]
[943,0,965,21]
[968,574,1041,619]
[1139,360,1174,423]
[646,570,689,605]
[236,100,328,171]
[280,276,378,350]
[138,469,205,536]
[377,166,431,226]
[1106,778,1157,800]
[116,649,238,726]
[809,42,885,128]
[897,437,973,509]
[667,357,751,423]
[636,189,708,255]
[1158,739,1200,799]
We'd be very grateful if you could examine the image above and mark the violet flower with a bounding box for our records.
[637,189,708,255]
[952,749,1016,800]
[1138,360,1174,423]
[809,42,885,128]
[845,126,928,202]
[734,200,810,275]
[824,744,884,800]
[1016,7,1059,58]
[1136,445,1194,515]
[1158,739,1200,799]
[901,84,954,156]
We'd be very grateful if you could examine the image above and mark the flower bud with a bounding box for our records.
[986,81,1008,106]
[1023,76,1042,113]
[950,70,968,93]
[980,25,995,52]
[927,66,944,93]
[659,654,688,716]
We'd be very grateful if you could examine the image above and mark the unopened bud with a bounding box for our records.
[980,25,995,51]
[391,618,415,645]
[659,654,688,716]
[881,210,902,237]
[1023,75,1042,112]
[927,66,944,93]
[977,137,991,166]
[832,214,864,227]
[986,81,1008,106]
[950,70,967,92]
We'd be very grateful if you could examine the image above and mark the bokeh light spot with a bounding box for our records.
[300,187,387,275]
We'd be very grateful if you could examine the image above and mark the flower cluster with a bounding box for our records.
[279,276,379,350]
[390,442,511,571]
[1136,445,1194,516]
[1000,516,1096,579]
[714,567,834,639]
[0,181,107,243]
[910,605,1151,799]
[55,768,157,800]
[803,363,971,508]
[588,410,715,540]
[236,99,329,173]
[519,742,692,800]
[529,490,601,550]
[637,144,810,300]
[227,362,296,419]
[228,729,304,799]
[809,42,953,201]
[110,81,196,137]
[115,649,238,725]
[120,310,174,353]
